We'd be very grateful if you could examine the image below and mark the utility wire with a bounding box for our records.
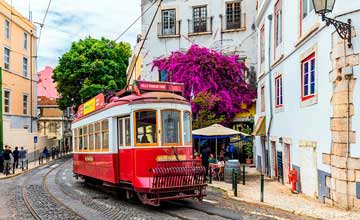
[126,0,163,89]
[113,0,158,42]
[37,0,52,53]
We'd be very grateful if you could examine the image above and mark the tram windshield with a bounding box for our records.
[135,110,157,144]
[161,110,180,145]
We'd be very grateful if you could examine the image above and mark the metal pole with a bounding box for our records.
[215,137,218,160]
[242,164,246,185]
[0,67,3,152]
[209,166,212,184]
[260,174,264,202]
[234,172,238,197]
[232,168,235,190]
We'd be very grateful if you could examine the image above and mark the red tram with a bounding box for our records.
[72,81,206,206]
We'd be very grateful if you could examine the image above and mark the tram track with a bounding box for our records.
[21,159,86,220]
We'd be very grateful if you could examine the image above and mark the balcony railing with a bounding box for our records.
[157,21,181,38]
[222,13,246,32]
[188,17,213,35]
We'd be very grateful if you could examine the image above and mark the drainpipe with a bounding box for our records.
[266,14,273,177]
[345,68,353,210]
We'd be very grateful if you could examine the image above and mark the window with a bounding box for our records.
[4,19,9,39]
[301,53,316,101]
[260,25,265,64]
[22,57,28,77]
[102,120,109,150]
[95,122,101,151]
[49,123,57,133]
[23,32,28,49]
[161,110,181,145]
[159,69,167,82]
[135,110,157,145]
[183,111,191,144]
[162,9,176,35]
[118,117,131,147]
[89,124,94,151]
[83,126,88,150]
[226,2,241,29]
[22,94,28,115]
[125,118,131,146]
[275,75,283,107]
[4,90,10,113]
[193,6,207,33]
[118,118,123,146]
[74,129,78,151]
[302,0,314,19]
[4,47,10,70]
[79,127,83,150]
[261,86,265,112]
[274,0,282,47]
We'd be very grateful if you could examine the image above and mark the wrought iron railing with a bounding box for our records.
[157,21,181,37]
[188,17,213,35]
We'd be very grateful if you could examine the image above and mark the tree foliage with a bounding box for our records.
[152,45,256,126]
[53,37,131,110]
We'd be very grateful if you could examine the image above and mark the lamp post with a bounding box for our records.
[312,0,352,48]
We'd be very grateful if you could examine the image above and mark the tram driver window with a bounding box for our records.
[162,110,181,145]
[183,111,191,144]
[135,110,157,145]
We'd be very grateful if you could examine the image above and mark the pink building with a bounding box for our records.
[37,66,58,98]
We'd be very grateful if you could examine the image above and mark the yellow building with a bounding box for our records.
[1,0,37,132]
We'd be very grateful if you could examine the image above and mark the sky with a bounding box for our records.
[7,0,141,72]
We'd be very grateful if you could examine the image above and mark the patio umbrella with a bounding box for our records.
[193,124,250,159]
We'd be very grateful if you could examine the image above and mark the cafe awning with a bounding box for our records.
[252,116,266,136]
[193,124,249,138]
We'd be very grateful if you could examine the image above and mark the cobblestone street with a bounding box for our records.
[0,157,319,220]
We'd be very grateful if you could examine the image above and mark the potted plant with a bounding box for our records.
[244,142,253,165]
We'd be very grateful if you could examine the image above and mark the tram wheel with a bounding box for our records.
[84,177,103,185]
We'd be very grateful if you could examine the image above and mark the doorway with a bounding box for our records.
[271,141,278,177]
[283,143,291,184]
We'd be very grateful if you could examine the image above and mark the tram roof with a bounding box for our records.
[73,91,189,122]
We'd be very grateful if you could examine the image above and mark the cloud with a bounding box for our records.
[7,0,141,71]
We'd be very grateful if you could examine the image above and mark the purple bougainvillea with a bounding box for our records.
[152,45,256,126]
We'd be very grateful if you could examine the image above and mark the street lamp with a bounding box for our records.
[312,0,352,48]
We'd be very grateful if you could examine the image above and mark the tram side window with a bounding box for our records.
[135,110,157,145]
[95,122,101,151]
[74,128,79,152]
[89,124,94,151]
[183,111,192,144]
[118,118,123,146]
[162,110,181,145]
[79,127,83,151]
[102,120,109,151]
[125,118,131,146]
[83,125,88,150]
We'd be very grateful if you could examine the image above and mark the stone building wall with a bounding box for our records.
[323,27,360,209]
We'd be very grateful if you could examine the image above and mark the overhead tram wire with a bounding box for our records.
[125,0,163,89]
[113,0,158,42]
[37,0,52,53]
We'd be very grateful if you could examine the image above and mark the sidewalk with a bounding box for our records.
[209,167,360,220]
[0,155,70,180]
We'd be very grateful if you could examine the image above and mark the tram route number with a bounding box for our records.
[84,156,94,162]
[156,154,186,162]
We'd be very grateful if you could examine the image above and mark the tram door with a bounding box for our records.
[117,116,132,181]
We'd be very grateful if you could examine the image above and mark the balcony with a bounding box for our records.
[157,21,181,38]
[188,17,213,36]
[222,13,246,33]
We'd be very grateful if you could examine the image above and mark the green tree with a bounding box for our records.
[53,37,131,110]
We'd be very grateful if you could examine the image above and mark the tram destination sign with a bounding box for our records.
[137,81,184,94]
[77,93,105,117]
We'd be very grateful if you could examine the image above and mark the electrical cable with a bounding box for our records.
[126,0,163,89]
[113,0,158,42]
[37,0,52,53]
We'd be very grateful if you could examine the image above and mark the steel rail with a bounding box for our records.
[22,159,86,220]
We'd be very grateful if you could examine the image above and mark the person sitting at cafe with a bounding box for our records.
[208,154,217,164]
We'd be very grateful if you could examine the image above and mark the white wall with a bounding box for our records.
[140,0,258,80]
[255,0,360,197]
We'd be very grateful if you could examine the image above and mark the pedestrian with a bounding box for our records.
[13,146,19,169]
[65,144,70,154]
[201,146,211,176]
[51,146,56,160]
[9,146,14,174]
[19,147,27,170]
[2,145,11,175]
[43,147,49,163]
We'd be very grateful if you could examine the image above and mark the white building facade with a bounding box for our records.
[254,0,360,209]
[139,0,257,81]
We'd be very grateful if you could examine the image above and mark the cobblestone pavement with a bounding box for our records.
[0,158,320,220]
